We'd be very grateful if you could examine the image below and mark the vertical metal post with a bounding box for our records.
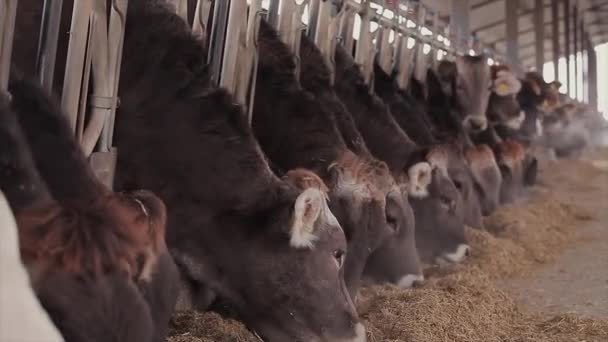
[207,0,230,86]
[450,0,469,54]
[563,0,570,95]
[505,0,519,72]
[192,0,213,41]
[572,4,578,99]
[534,0,544,72]
[581,20,586,102]
[1,0,18,91]
[61,0,94,131]
[586,35,597,111]
[551,0,560,79]
[267,0,280,28]
[36,0,64,92]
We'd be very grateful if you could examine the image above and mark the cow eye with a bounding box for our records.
[386,214,398,232]
[333,249,345,269]
[440,195,455,211]
[453,180,463,191]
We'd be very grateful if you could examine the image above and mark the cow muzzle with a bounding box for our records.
[463,116,488,133]
[437,244,471,265]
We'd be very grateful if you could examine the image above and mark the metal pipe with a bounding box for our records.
[207,0,230,86]
[192,0,213,41]
[1,0,18,92]
[563,0,570,93]
[551,0,560,78]
[36,0,64,92]
[505,0,519,73]
[61,0,94,131]
[534,0,544,72]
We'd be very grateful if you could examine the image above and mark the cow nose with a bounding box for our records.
[465,116,488,132]
[440,244,471,264]
[397,274,425,288]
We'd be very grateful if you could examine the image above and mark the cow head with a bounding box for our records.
[437,56,492,133]
[325,152,421,293]
[399,148,470,265]
[464,144,502,216]
[487,66,524,129]
[6,75,179,342]
[495,139,526,203]
[172,182,365,342]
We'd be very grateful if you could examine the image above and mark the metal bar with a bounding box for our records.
[587,35,597,110]
[505,0,519,72]
[219,0,247,93]
[36,0,64,92]
[534,0,544,71]
[1,0,19,91]
[563,0,570,93]
[450,0,469,54]
[413,2,427,82]
[267,0,280,28]
[207,0,230,86]
[192,0,213,42]
[61,0,94,131]
[573,4,578,99]
[552,0,560,81]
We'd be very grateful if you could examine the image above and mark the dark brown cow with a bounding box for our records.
[113,2,365,341]
[253,21,422,292]
[0,87,159,342]
[425,61,504,213]
[297,34,423,287]
[333,46,470,265]
[373,62,485,228]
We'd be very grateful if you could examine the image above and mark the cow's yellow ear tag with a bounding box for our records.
[542,100,550,108]
[497,83,511,94]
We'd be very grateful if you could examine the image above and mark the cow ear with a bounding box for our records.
[290,188,324,249]
[407,162,433,199]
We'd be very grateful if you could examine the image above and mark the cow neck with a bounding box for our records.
[9,76,107,205]
[298,35,373,159]
[115,4,286,215]
[372,63,438,146]
[252,21,347,178]
[333,47,417,174]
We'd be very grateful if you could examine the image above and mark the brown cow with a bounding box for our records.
[114,1,365,341]
[373,62,485,228]
[425,61,504,213]
[333,46,470,265]
[253,21,422,292]
[0,87,159,342]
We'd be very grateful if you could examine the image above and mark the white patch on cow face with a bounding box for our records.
[340,322,367,342]
[438,244,470,264]
[397,273,425,288]
[290,188,341,249]
[463,115,488,132]
[505,111,526,130]
[493,70,522,96]
[407,162,433,199]
[329,163,373,202]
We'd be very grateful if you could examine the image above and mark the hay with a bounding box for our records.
[167,151,608,342]
[358,270,608,342]
[168,311,256,342]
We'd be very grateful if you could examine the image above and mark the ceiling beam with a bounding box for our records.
[472,0,608,35]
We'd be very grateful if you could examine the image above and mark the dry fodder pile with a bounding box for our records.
[167,152,608,342]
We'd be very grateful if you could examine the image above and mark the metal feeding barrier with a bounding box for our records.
[1,0,18,94]
[15,0,507,190]
[59,0,128,188]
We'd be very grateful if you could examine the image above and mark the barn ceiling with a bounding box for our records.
[419,0,608,69]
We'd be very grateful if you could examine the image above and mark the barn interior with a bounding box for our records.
[1,1,608,342]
